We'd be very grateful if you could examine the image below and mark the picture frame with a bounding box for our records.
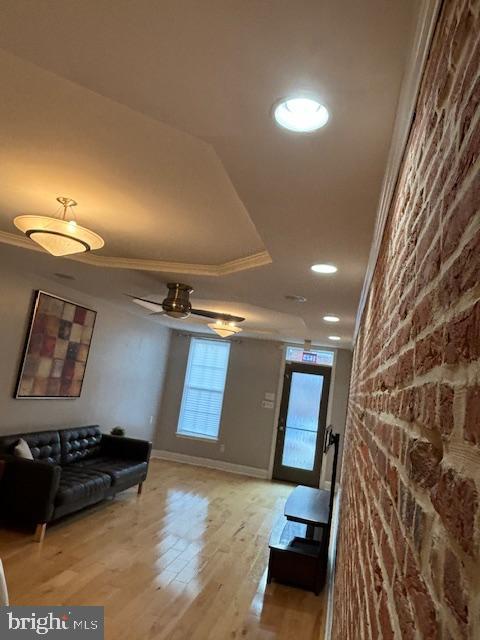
[15,290,97,399]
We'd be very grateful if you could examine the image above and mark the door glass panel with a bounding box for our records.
[281,372,324,470]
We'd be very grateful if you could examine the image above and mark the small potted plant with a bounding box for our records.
[110,426,126,437]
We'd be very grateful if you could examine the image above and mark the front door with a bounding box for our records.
[272,363,331,486]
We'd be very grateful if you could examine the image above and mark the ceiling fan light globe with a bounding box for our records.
[208,321,242,338]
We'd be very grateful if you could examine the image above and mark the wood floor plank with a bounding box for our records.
[0,460,326,639]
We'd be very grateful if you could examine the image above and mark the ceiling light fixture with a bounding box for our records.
[208,320,242,339]
[323,315,340,323]
[274,97,329,133]
[14,196,104,257]
[328,335,341,341]
[285,294,307,303]
[54,272,76,281]
[311,263,337,274]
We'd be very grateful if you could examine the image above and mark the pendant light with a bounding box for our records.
[14,196,104,257]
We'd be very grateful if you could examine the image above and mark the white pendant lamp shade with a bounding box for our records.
[208,320,242,338]
[13,197,104,257]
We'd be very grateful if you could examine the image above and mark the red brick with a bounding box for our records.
[439,384,455,439]
[453,28,480,113]
[459,73,480,146]
[443,549,469,631]
[430,468,479,556]
[366,592,379,640]
[464,385,480,446]
[383,539,396,584]
[378,591,395,640]
[446,110,480,203]
[440,227,480,307]
[396,348,414,385]
[415,237,441,292]
[390,509,406,567]
[450,5,475,67]
[395,322,411,351]
[416,382,437,431]
[406,439,442,489]
[402,482,416,532]
[444,302,480,365]
[393,575,416,640]
[399,387,415,422]
[405,550,439,638]
[412,505,427,554]
[411,295,433,337]
[387,462,399,502]
[415,328,444,375]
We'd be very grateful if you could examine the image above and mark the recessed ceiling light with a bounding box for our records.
[285,294,307,303]
[274,97,329,133]
[323,315,340,323]
[328,335,341,341]
[54,272,75,281]
[311,263,337,274]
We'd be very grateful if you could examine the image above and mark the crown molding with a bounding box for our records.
[0,229,271,276]
[353,0,442,342]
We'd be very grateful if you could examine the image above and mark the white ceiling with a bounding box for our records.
[0,0,418,346]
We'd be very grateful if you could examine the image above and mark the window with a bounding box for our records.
[285,346,334,366]
[177,338,231,440]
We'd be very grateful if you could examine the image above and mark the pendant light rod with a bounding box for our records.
[56,196,78,220]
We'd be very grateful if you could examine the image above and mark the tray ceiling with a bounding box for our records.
[0,0,417,345]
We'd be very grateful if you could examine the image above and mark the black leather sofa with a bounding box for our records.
[0,425,151,541]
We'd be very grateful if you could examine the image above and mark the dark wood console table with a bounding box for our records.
[267,486,329,595]
[267,430,340,595]
[284,485,330,538]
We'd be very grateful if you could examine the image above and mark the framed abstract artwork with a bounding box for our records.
[15,290,97,399]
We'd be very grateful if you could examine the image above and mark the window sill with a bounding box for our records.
[176,432,219,443]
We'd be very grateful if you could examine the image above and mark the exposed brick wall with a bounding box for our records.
[332,2,480,639]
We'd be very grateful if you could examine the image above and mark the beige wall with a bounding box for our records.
[155,332,283,469]
[321,347,353,486]
[155,331,352,474]
[0,260,170,440]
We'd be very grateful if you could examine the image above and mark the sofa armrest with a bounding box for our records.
[0,455,61,525]
[100,435,152,462]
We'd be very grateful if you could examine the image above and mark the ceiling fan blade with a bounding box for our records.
[125,294,164,313]
[191,308,245,323]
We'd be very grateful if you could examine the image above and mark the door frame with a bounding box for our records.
[271,362,332,487]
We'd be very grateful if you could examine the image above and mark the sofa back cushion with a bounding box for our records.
[60,426,102,464]
[0,431,61,464]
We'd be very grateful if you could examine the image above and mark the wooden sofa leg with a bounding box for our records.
[137,482,143,496]
[34,523,46,543]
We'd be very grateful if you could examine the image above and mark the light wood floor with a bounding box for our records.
[0,460,326,639]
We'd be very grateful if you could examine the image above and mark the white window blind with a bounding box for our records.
[177,338,231,440]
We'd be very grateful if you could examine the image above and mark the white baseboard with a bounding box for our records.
[324,488,342,640]
[151,449,269,479]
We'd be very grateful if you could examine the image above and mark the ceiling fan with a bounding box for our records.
[128,283,245,337]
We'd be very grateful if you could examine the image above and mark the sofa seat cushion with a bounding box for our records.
[55,466,112,507]
[75,457,147,486]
